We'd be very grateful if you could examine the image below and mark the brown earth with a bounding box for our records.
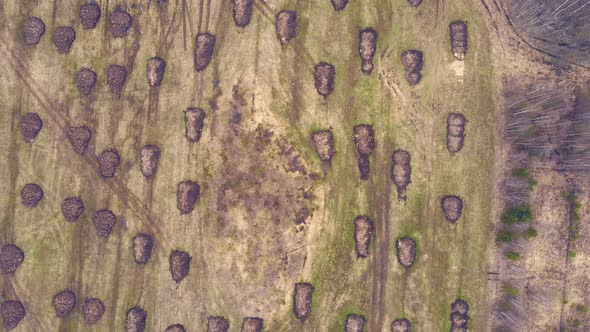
[125,306,147,332]
[165,324,186,332]
[98,148,121,178]
[82,297,105,325]
[74,68,97,96]
[447,113,466,154]
[105,64,127,95]
[19,112,43,143]
[185,108,207,142]
[23,16,45,45]
[391,318,411,332]
[354,215,374,258]
[395,237,416,268]
[169,250,191,283]
[207,316,229,332]
[449,21,468,61]
[345,314,366,332]
[195,33,216,72]
[441,195,463,223]
[353,124,375,155]
[146,57,166,87]
[0,244,24,274]
[391,149,411,200]
[52,289,76,317]
[93,209,117,237]
[314,62,336,97]
[293,282,314,320]
[407,0,422,7]
[1,300,25,330]
[61,197,84,222]
[233,0,253,28]
[275,11,296,45]
[140,145,160,178]
[312,130,335,162]
[67,126,91,155]
[79,3,101,29]
[359,28,377,75]
[241,317,263,332]
[331,0,349,11]
[400,50,423,86]
[132,233,153,265]
[176,180,200,214]
[110,9,132,38]
[20,183,43,207]
[52,26,76,54]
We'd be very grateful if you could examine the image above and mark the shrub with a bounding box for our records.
[501,205,533,224]
[523,227,538,240]
[497,229,515,242]
[577,304,588,313]
[505,251,521,261]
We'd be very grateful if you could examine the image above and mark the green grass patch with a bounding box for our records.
[568,251,577,259]
[503,283,520,296]
[497,229,515,242]
[523,227,538,240]
[504,251,521,261]
[501,205,533,224]
[511,168,537,190]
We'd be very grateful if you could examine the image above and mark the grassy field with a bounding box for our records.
[0,0,496,331]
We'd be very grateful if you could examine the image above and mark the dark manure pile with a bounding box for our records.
[391,149,411,200]
[446,113,466,155]
[441,195,463,223]
[331,0,349,11]
[75,68,97,96]
[169,250,191,283]
[391,318,411,332]
[345,314,366,332]
[20,112,43,143]
[1,300,25,330]
[233,0,253,27]
[354,215,374,258]
[293,282,314,320]
[68,126,91,155]
[126,306,147,332]
[52,26,76,54]
[146,57,166,87]
[195,33,216,72]
[207,316,229,332]
[400,50,423,86]
[61,197,84,222]
[354,124,375,179]
[314,62,335,98]
[23,16,45,45]
[80,3,101,29]
[185,108,206,142]
[21,183,43,207]
[241,317,263,332]
[82,297,105,325]
[407,0,423,7]
[106,64,127,95]
[450,298,470,330]
[52,289,76,317]
[359,28,377,75]
[98,148,120,178]
[276,10,296,45]
[132,233,153,265]
[110,8,132,37]
[449,21,468,61]
[93,209,116,237]
[140,145,160,178]
[395,237,416,268]
[165,324,186,332]
[177,180,200,214]
[0,244,24,274]
[311,130,335,162]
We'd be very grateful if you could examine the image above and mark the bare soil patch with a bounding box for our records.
[61,197,84,222]
[52,289,76,317]
[449,21,468,61]
[276,11,296,45]
[21,183,43,208]
[132,233,153,265]
[391,149,411,200]
[233,0,253,27]
[106,65,127,96]
[23,17,45,45]
[20,112,43,143]
[1,300,25,330]
[241,317,263,332]
[391,318,411,331]
[126,306,147,332]
[207,316,229,332]
[441,195,463,223]
[345,314,366,332]
[395,237,416,268]
[450,298,470,330]
[185,108,206,142]
[98,148,120,178]
[93,209,116,237]
[446,113,466,154]
[52,26,76,54]
[312,130,335,162]
[146,57,166,87]
[0,244,24,274]
[110,8,132,38]
[82,297,105,325]
[176,180,200,214]
[359,28,377,75]
[314,62,335,97]
[68,126,91,155]
[75,68,97,96]
[165,324,186,332]
[293,282,314,320]
[140,145,160,178]
[354,215,374,258]
[353,124,375,155]
[407,0,422,7]
[169,250,191,283]
[80,3,101,29]
[331,0,349,11]
[195,33,216,72]
[401,50,423,86]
